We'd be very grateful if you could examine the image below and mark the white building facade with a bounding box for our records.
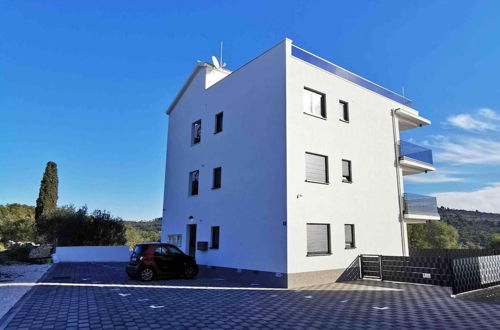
[161,39,439,287]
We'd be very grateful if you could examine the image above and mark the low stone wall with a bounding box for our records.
[53,246,131,262]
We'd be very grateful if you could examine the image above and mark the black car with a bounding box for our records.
[126,243,198,281]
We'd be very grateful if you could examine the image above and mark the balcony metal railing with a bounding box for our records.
[400,140,433,165]
[403,193,439,217]
[291,45,412,106]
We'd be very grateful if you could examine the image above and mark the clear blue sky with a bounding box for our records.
[1,1,500,219]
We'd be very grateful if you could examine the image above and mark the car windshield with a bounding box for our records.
[133,245,145,255]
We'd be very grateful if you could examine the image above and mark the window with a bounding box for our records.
[307,223,331,256]
[215,112,223,133]
[303,88,326,118]
[305,152,328,184]
[345,224,355,249]
[154,246,166,255]
[211,226,220,249]
[165,245,183,255]
[212,167,222,189]
[189,170,199,196]
[167,234,182,248]
[342,160,352,183]
[339,100,349,122]
[192,120,201,144]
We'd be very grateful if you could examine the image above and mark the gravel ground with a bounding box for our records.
[0,263,52,319]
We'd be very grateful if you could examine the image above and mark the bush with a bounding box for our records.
[491,233,500,249]
[125,225,160,250]
[0,204,36,244]
[37,206,126,246]
[408,221,460,249]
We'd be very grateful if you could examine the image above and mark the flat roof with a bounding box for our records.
[291,44,412,107]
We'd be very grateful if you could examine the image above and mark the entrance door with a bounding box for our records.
[187,224,197,257]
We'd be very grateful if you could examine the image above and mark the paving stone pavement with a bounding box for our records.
[1,262,500,329]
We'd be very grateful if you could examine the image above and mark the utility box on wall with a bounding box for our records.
[197,241,208,251]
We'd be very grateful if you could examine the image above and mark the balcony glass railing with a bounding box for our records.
[403,193,439,217]
[291,45,412,106]
[400,140,433,165]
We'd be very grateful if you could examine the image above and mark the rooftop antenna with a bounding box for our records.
[220,41,227,68]
[211,42,227,69]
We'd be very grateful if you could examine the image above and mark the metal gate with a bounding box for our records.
[360,254,382,279]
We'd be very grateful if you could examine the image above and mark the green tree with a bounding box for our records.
[407,223,431,249]
[407,221,460,249]
[491,233,500,249]
[0,204,36,244]
[125,225,160,250]
[427,221,460,248]
[35,161,58,223]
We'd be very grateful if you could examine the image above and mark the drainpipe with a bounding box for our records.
[391,108,408,256]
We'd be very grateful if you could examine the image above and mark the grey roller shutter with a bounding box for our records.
[306,153,328,183]
[307,224,330,254]
[342,160,350,177]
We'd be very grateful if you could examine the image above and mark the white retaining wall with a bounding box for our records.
[53,246,131,262]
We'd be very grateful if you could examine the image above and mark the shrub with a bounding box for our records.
[38,206,126,246]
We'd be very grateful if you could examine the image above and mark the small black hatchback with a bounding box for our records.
[126,243,198,281]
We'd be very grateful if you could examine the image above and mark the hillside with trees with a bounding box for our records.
[407,207,500,249]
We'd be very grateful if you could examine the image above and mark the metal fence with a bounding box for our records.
[451,255,500,294]
[359,251,500,295]
[410,248,500,258]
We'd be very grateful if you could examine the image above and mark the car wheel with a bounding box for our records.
[184,266,197,279]
[139,267,154,281]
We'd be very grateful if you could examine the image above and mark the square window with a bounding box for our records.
[303,88,326,118]
[342,160,352,183]
[305,152,328,184]
[339,100,349,122]
[345,224,355,249]
[167,235,182,248]
[192,120,201,144]
[189,170,199,196]
[212,167,222,189]
[211,226,220,249]
[307,223,331,255]
[215,112,223,134]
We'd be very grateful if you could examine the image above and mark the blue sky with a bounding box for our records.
[1,1,500,219]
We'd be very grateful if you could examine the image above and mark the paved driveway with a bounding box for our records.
[1,262,500,329]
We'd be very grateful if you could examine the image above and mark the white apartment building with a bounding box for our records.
[161,39,440,288]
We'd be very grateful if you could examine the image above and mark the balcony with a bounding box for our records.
[403,193,440,221]
[399,140,436,175]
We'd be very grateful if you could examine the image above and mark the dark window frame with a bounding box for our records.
[305,152,329,184]
[192,120,202,145]
[210,226,220,249]
[306,223,331,256]
[342,159,352,183]
[212,167,222,189]
[303,87,327,119]
[339,100,349,122]
[344,224,356,249]
[214,112,223,134]
[189,170,199,196]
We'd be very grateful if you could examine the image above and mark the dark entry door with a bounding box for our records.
[188,224,197,257]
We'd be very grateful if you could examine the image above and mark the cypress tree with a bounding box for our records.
[35,161,58,221]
